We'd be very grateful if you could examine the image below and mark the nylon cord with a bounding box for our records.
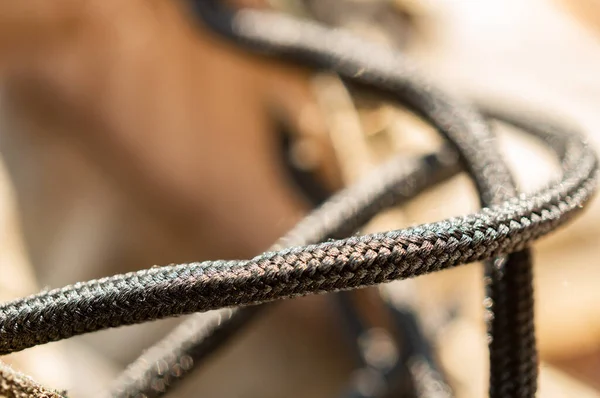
[108,100,592,398]
[0,109,595,391]
[109,147,460,397]
[0,5,597,398]
[189,9,538,397]
[180,4,587,396]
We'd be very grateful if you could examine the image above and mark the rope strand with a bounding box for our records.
[0,110,595,356]
[109,148,460,397]
[0,6,596,398]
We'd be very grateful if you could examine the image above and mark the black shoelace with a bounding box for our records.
[0,3,597,398]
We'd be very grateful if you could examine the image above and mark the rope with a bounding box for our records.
[106,101,595,398]
[0,5,597,398]
[109,147,460,397]
[109,4,598,397]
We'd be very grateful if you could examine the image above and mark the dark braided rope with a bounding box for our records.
[0,6,596,398]
[0,101,595,364]
[107,3,493,395]
[195,5,575,396]
[108,99,592,398]
[479,106,573,398]
[109,147,460,397]
[191,8,539,397]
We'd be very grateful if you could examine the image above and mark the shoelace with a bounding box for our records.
[0,4,597,398]
[110,144,460,398]
[105,4,598,397]
[106,98,595,398]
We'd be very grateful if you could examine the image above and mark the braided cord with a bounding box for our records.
[192,11,535,396]
[109,147,460,397]
[190,5,574,396]
[0,107,595,352]
[0,6,597,398]
[108,98,594,398]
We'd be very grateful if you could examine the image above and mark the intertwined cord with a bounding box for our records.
[110,100,592,398]
[189,12,538,398]
[109,146,460,397]
[0,5,597,398]
[155,4,594,397]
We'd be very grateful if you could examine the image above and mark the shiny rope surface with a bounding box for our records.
[0,5,597,398]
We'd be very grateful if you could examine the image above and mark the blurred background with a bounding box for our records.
[0,0,599,397]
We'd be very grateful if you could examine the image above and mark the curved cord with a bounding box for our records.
[2,156,591,350]
[0,102,595,362]
[112,103,588,398]
[189,4,571,396]
[108,147,460,397]
[0,6,596,398]
[0,113,595,387]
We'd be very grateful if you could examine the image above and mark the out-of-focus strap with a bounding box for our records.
[0,362,63,398]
